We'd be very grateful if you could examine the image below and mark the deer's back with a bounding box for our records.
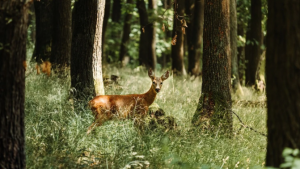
[89,94,148,117]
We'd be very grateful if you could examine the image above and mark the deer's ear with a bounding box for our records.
[148,68,155,79]
[161,71,169,81]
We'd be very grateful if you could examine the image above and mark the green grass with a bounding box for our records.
[25,65,267,169]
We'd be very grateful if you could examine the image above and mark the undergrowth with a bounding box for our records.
[25,65,267,169]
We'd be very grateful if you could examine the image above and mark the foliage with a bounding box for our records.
[25,62,267,168]
[280,148,300,169]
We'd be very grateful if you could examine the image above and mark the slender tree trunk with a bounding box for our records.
[237,22,245,85]
[93,0,106,96]
[27,3,36,47]
[119,0,133,63]
[51,0,71,70]
[102,0,111,63]
[148,0,157,69]
[0,1,28,168]
[71,0,105,98]
[245,0,262,86]
[33,0,53,63]
[137,0,156,69]
[266,0,300,167]
[186,0,204,76]
[192,0,232,135]
[172,0,187,75]
[230,0,242,93]
[112,0,121,22]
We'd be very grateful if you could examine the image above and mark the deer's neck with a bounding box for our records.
[143,85,157,106]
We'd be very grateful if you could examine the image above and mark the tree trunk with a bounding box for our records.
[192,0,232,135]
[102,0,111,63]
[137,0,156,69]
[245,0,262,86]
[186,0,204,76]
[93,0,106,96]
[0,1,28,168]
[71,0,105,98]
[266,0,300,167]
[51,0,72,70]
[148,0,157,69]
[112,0,121,22]
[119,0,133,63]
[33,0,53,63]
[171,0,187,75]
[230,0,242,93]
[237,22,245,85]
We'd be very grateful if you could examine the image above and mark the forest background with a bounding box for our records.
[0,0,300,168]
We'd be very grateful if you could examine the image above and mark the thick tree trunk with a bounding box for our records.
[230,0,242,92]
[237,23,245,85]
[119,0,133,63]
[245,0,262,86]
[171,0,187,75]
[186,0,204,76]
[137,0,156,69]
[71,0,105,97]
[51,0,72,70]
[0,1,28,168]
[112,0,121,22]
[192,0,232,135]
[266,0,300,167]
[33,0,53,63]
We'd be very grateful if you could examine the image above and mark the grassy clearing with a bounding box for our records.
[25,65,267,169]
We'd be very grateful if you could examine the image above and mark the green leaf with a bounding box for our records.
[292,159,300,169]
[280,162,292,168]
[293,149,299,156]
[282,148,294,157]
[284,155,294,162]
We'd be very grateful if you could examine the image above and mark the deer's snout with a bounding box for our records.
[155,88,160,93]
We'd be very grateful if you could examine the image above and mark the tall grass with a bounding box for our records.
[25,65,267,168]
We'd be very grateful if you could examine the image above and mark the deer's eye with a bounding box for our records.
[153,82,156,84]
[160,82,163,85]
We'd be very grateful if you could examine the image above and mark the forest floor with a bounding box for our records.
[25,65,267,169]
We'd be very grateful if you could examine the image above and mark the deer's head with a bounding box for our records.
[148,69,170,93]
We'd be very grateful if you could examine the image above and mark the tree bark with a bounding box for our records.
[137,0,156,69]
[0,1,28,168]
[192,0,232,135]
[112,0,122,22]
[230,0,242,92]
[245,0,262,86]
[171,0,187,75]
[51,0,72,70]
[266,0,300,167]
[93,0,106,96]
[33,0,53,63]
[237,22,245,85]
[186,0,204,76]
[102,0,111,63]
[119,0,133,63]
[71,0,105,98]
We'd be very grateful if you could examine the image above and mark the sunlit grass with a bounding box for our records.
[25,64,267,168]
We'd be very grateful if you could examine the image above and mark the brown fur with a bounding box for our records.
[87,69,169,134]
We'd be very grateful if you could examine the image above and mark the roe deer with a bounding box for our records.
[87,69,170,134]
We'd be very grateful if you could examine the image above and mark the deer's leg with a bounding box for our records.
[87,112,106,134]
